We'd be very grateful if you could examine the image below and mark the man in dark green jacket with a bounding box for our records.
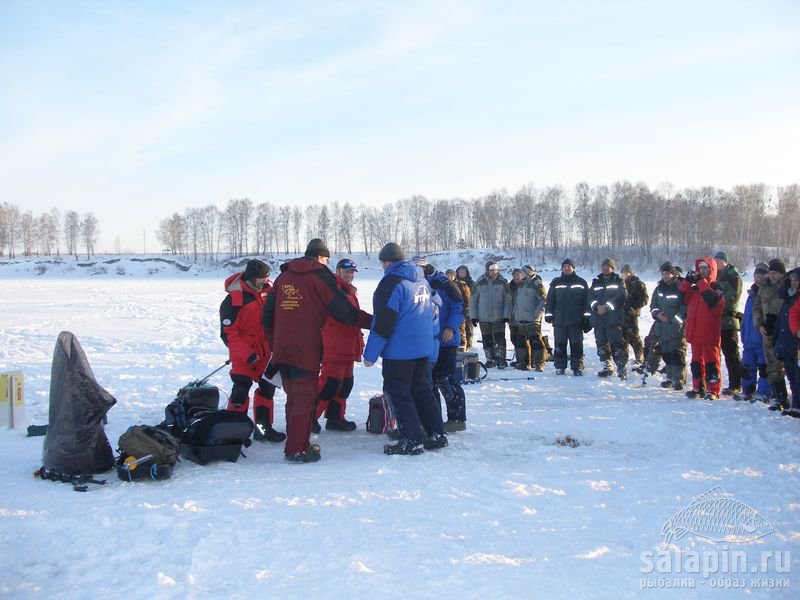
[714,251,743,395]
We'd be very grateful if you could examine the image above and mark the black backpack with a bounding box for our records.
[179,410,254,465]
[366,394,396,434]
[162,382,221,436]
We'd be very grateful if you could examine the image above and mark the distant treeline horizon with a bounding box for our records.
[3,181,799,268]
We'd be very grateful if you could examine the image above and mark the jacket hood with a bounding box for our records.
[224,272,266,295]
[781,267,800,299]
[385,259,423,282]
[695,257,718,283]
[281,256,329,275]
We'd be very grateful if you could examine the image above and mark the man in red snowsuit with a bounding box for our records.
[220,259,285,442]
[262,239,372,463]
[680,257,726,400]
[313,258,368,433]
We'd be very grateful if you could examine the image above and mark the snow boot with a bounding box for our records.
[423,433,448,450]
[285,444,321,463]
[597,361,614,377]
[383,439,424,455]
[325,418,357,432]
[444,420,466,433]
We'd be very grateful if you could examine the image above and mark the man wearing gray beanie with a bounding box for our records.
[363,243,447,455]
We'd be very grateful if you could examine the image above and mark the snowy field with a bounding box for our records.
[0,256,798,599]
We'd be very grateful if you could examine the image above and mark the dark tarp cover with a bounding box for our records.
[42,331,116,474]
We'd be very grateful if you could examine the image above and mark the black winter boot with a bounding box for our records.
[253,407,287,443]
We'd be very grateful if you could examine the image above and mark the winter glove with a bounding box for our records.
[502,318,509,324]
[471,319,479,327]
[247,353,259,364]
[582,319,592,334]
[544,315,554,324]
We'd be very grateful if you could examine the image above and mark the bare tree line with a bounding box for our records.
[154,183,799,268]
[0,204,98,259]
[4,182,798,268]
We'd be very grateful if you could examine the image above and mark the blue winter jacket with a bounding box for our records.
[430,288,442,363]
[427,271,464,349]
[364,260,435,361]
[741,284,764,351]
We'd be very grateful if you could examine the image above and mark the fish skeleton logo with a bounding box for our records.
[661,486,773,547]
[282,285,303,300]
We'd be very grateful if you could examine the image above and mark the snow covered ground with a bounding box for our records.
[0,254,798,599]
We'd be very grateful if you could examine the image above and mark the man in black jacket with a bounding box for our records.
[589,258,629,379]
[544,258,591,376]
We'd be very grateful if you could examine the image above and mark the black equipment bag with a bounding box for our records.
[180,410,254,465]
[162,383,220,436]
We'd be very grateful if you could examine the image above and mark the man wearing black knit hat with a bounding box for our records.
[647,261,687,390]
[220,259,286,443]
[735,263,772,401]
[589,258,629,379]
[714,251,743,396]
[263,239,372,463]
[753,258,790,410]
[544,258,591,375]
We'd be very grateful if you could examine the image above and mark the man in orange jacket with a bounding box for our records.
[313,258,369,432]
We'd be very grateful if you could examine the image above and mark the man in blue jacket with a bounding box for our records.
[414,256,466,433]
[735,262,771,401]
[364,243,447,455]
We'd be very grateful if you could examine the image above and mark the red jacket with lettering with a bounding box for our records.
[322,274,366,363]
[680,257,725,345]
[262,257,371,374]
[220,273,271,379]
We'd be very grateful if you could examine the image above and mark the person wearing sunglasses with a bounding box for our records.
[313,258,371,433]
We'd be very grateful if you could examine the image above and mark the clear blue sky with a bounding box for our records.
[1,0,798,252]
